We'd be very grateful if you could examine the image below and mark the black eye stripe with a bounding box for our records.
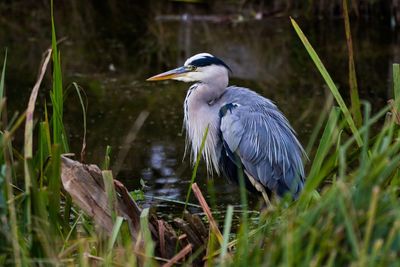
[190,56,232,72]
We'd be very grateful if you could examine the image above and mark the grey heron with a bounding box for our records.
[147,53,305,204]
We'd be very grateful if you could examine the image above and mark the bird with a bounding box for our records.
[147,53,305,204]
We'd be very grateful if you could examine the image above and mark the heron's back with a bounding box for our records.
[217,86,305,198]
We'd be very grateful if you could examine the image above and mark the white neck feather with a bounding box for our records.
[183,83,224,175]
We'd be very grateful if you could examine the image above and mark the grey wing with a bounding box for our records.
[220,103,305,198]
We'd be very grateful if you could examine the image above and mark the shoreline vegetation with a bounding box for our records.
[1,1,400,266]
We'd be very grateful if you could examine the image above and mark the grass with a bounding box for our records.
[343,0,362,128]
[1,4,400,266]
[291,17,363,147]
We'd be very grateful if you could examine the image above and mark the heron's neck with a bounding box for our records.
[183,82,225,175]
[192,80,227,103]
[184,83,224,118]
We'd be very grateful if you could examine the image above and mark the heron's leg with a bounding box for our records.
[244,170,271,206]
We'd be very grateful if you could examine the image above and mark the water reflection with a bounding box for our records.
[146,144,180,198]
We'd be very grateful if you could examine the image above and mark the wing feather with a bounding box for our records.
[220,102,304,198]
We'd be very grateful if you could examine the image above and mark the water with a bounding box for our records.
[2,6,399,218]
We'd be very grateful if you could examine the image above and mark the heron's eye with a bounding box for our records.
[187,65,197,71]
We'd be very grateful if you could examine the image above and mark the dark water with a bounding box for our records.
[2,5,400,218]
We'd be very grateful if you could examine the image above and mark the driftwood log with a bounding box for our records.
[60,156,209,264]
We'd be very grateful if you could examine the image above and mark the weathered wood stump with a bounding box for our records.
[60,156,209,265]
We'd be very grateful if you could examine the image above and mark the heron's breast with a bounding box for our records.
[186,105,218,145]
[184,101,222,174]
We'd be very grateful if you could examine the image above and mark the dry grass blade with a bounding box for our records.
[343,0,362,127]
[162,244,192,267]
[83,253,124,267]
[0,49,7,120]
[158,220,166,258]
[393,64,400,111]
[387,99,400,125]
[191,183,223,245]
[24,49,52,162]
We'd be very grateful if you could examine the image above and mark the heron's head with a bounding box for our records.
[147,53,231,85]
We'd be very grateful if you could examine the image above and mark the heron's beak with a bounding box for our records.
[146,66,189,81]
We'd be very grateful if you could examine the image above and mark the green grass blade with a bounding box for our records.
[381,220,400,261]
[359,187,379,265]
[305,93,333,155]
[60,211,84,255]
[103,145,112,170]
[342,104,390,150]
[3,132,22,267]
[393,64,400,110]
[145,195,200,208]
[108,216,124,251]
[51,0,68,153]
[140,208,155,267]
[338,193,360,258]
[102,170,117,221]
[48,144,61,223]
[343,0,362,127]
[290,17,363,147]
[356,102,371,185]
[219,205,234,265]
[38,122,50,188]
[51,0,60,143]
[183,125,209,211]
[304,107,340,192]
